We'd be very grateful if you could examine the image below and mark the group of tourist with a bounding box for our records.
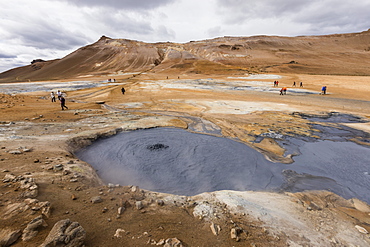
[275,81,327,96]
[50,90,68,110]
[291,81,303,87]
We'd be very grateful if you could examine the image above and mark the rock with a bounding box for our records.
[114,229,125,238]
[157,239,165,245]
[131,185,139,192]
[135,201,143,210]
[53,164,64,172]
[164,238,183,247]
[0,229,22,247]
[2,173,16,182]
[210,222,221,236]
[351,198,370,213]
[157,199,165,206]
[42,205,52,218]
[117,206,125,215]
[24,198,38,204]
[355,225,368,234]
[22,215,48,241]
[9,150,22,155]
[40,219,86,247]
[230,228,240,242]
[34,159,40,163]
[39,201,52,218]
[91,196,102,203]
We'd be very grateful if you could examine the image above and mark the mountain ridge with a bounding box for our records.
[1,29,370,82]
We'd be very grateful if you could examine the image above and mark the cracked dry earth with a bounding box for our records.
[1,73,370,246]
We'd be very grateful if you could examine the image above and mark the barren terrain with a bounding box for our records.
[1,31,370,246]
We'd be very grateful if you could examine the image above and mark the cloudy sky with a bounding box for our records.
[1,0,369,73]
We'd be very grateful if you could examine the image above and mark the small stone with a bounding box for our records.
[131,186,139,192]
[157,199,165,206]
[71,194,77,200]
[118,207,125,215]
[24,198,38,204]
[63,170,71,175]
[135,201,143,210]
[355,225,368,234]
[102,207,108,213]
[164,238,183,247]
[230,228,240,242]
[9,150,22,155]
[157,239,165,245]
[53,164,64,172]
[114,229,125,238]
[91,196,103,204]
[210,222,221,236]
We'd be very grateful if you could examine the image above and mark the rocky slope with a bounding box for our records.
[1,29,370,82]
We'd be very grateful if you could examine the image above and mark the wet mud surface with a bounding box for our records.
[76,115,370,203]
[76,128,285,196]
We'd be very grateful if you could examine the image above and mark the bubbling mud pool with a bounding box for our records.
[75,128,370,202]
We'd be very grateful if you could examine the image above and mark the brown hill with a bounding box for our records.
[1,30,370,82]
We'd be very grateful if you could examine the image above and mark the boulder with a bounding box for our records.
[22,215,47,241]
[0,229,21,247]
[40,219,86,247]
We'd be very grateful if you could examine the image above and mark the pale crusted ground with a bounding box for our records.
[1,72,370,246]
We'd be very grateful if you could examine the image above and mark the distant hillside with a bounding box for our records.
[1,30,370,82]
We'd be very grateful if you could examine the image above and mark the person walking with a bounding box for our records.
[51,92,56,102]
[57,90,62,100]
[300,82,303,87]
[280,87,287,95]
[321,86,327,95]
[292,81,296,87]
[60,96,68,110]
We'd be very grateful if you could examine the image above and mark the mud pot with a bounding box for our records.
[76,122,370,203]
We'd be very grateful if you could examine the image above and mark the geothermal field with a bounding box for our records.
[1,32,370,246]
